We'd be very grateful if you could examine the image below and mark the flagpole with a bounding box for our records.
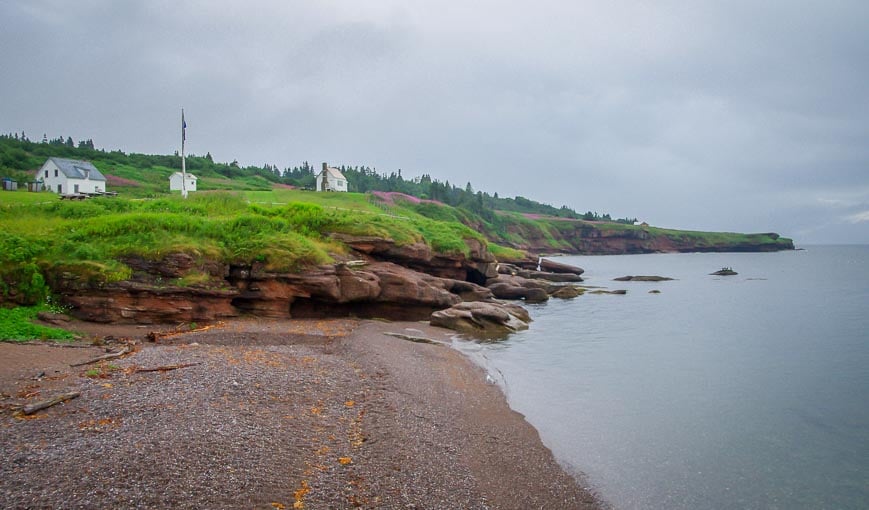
[181,108,187,199]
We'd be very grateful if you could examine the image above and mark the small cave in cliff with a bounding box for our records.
[465,268,488,286]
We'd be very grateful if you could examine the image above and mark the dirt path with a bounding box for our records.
[0,319,602,509]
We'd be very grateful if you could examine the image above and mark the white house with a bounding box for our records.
[39,157,107,195]
[169,172,198,193]
[315,163,348,192]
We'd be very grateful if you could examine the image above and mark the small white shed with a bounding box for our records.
[169,172,197,193]
[39,157,107,195]
[315,163,348,192]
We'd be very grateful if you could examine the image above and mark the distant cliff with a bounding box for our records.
[376,195,794,257]
[489,215,794,256]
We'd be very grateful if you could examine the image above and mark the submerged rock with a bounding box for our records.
[549,286,585,299]
[613,275,673,282]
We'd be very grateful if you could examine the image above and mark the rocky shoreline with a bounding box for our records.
[0,319,604,509]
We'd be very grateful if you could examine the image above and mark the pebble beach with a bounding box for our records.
[0,319,602,509]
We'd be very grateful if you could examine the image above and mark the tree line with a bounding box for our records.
[0,132,636,224]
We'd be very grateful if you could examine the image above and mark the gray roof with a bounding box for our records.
[48,157,107,181]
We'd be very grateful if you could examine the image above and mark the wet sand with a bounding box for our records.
[0,318,602,509]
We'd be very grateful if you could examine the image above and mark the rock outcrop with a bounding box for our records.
[58,281,240,324]
[486,274,550,303]
[430,301,531,339]
[231,261,472,320]
[537,259,585,275]
[329,234,498,284]
[39,224,505,324]
[497,263,583,283]
[51,254,498,324]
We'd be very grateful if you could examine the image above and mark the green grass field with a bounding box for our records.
[0,189,58,206]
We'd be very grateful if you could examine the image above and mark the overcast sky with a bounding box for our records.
[2,1,867,244]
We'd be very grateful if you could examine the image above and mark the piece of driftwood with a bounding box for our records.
[383,332,440,345]
[132,362,201,373]
[22,391,80,415]
[70,347,131,367]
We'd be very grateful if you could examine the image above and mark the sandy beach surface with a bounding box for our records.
[0,318,602,509]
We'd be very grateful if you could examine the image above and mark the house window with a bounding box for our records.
[74,184,80,193]
[54,169,58,177]
[44,170,48,178]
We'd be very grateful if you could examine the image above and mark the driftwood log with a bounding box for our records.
[22,391,80,415]
[383,332,440,345]
[70,347,132,367]
[132,362,201,373]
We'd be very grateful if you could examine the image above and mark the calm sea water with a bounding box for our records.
[456,246,869,509]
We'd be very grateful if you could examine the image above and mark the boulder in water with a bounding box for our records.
[710,267,738,276]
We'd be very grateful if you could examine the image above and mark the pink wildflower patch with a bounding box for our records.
[370,191,444,206]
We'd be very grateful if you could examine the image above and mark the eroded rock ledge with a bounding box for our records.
[47,238,590,338]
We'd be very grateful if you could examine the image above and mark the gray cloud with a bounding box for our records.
[2,0,867,243]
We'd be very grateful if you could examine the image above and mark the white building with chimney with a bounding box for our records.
[315,163,348,192]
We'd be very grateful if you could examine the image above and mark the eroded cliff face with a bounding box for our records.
[48,238,498,324]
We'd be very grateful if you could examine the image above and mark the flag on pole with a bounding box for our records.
[182,109,187,142]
